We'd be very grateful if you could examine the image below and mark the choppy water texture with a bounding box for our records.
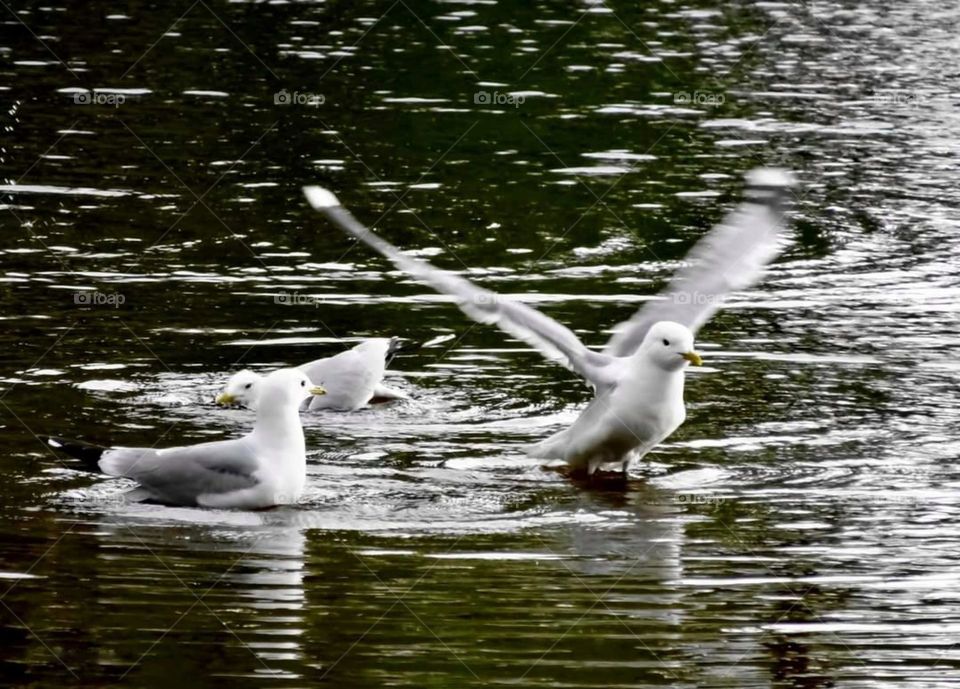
[2,1,959,687]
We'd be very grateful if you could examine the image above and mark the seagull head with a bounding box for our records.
[640,321,702,371]
[258,368,326,408]
[217,369,264,409]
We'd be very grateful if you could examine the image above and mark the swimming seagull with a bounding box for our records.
[217,337,408,412]
[46,368,326,508]
[303,169,795,477]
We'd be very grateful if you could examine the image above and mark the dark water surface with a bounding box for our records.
[2,1,960,686]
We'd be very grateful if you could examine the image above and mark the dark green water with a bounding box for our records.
[2,1,960,687]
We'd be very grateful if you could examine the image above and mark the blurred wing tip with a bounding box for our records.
[302,185,341,210]
[745,167,796,191]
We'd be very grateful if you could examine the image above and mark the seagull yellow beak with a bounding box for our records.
[681,351,703,366]
[310,385,327,396]
[216,392,236,406]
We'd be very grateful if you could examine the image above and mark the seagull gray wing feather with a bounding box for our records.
[306,192,619,391]
[100,438,260,505]
[603,168,795,358]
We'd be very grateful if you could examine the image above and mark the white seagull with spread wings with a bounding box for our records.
[303,169,794,477]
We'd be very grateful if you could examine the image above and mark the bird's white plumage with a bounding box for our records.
[307,169,794,474]
[301,338,399,410]
[95,368,320,508]
[745,168,795,189]
[603,180,791,357]
[528,321,693,474]
[219,338,407,412]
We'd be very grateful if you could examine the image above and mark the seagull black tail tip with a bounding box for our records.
[386,336,404,358]
[385,336,425,360]
[43,436,105,472]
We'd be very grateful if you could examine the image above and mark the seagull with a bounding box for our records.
[216,337,408,412]
[46,368,326,508]
[303,169,794,478]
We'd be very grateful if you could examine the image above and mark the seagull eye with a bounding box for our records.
[244,383,252,390]
[662,339,670,346]
[301,380,306,387]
